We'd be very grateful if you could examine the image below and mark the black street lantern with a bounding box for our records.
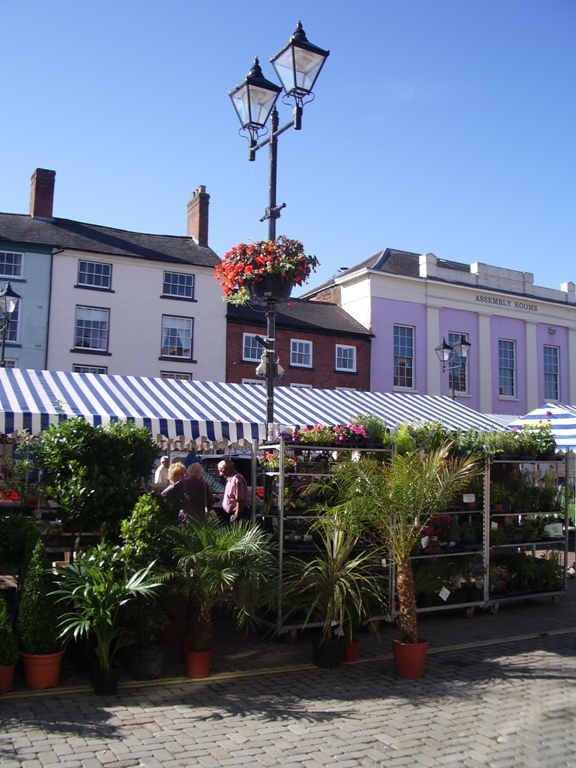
[271,21,330,110]
[0,281,21,367]
[435,338,454,369]
[435,335,472,400]
[229,58,282,144]
[451,334,471,363]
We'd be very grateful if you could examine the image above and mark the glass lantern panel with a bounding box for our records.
[273,46,325,94]
[231,83,277,128]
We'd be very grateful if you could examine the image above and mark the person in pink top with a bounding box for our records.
[217,459,250,522]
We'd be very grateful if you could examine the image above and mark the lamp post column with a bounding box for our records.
[0,317,7,368]
[268,108,279,241]
[265,299,277,441]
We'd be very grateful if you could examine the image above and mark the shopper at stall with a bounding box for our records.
[161,461,214,524]
[154,456,169,487]
[217,459,250,523]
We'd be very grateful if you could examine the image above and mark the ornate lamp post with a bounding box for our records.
[229,22,329,440]
[435,335,471,400]
[0,282,21,367]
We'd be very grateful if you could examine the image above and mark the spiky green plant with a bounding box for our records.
[173,518,276,652]
[283,514,384,642]
[328,444,481,643]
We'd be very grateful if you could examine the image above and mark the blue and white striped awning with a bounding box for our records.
[508,403,576,450]
[0,369,505,446]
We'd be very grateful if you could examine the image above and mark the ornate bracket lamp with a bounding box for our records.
[435,335,471,399]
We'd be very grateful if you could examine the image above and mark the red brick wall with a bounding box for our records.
[226,321,371,390]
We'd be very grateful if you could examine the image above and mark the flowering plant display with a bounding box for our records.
[215,236,320,305]
[290,423,368,445]
[425,514,454,542]
[259,451,297,470]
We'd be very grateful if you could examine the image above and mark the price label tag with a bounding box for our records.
[463,493,475,504]
[421,536,429,549]
[439,586,450,602]
[381,558,387,567]
[491,521,498,530]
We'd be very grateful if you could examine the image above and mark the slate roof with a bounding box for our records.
[227,298,372,339]
[300,248,422,297]
[0,213,220,267]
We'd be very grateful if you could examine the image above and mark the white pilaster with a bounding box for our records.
[569,328,576,404]
[525,321,538,411]
[478,314,492,413]
[426,306,441,395]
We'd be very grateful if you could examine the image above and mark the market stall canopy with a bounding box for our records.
[507,403,576,450]
[0,370,505,448]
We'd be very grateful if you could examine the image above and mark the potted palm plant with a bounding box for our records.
[173,518,276,678]
[330,444,481,677]
[0,592,19,694]
[16,539,64,690]
[283,514,384,668]
[53,547,163,695]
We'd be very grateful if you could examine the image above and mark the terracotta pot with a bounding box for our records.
[249,274,294,302]
[0,663,16,694]
[92,665,120,695]
[392,638,429,679]
[21,650,64,690]
[343,639,360,663]
[185,648,212,679]
[157,617,178,646]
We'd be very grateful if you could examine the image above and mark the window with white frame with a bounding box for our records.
[0,251,23,278]
[448,331,468,394]
[290,339,312,368]
[335,344,356,372]
[335,386,356,391]
[243,333,264,362]
[242,378,264,386]
[289,382,312,388]
[544,345,559,401]
[77,260,112,290]
[161,315,193,359]
[5,301,19,343]
[163,272,194,299]
[3,359,17,369]
[161,371,192,380]
[75,306,109,351]
[394,325,414,388]
[498,339,516,397]
[73,364,108,374]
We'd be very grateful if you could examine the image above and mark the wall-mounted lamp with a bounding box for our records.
[549,327,556,335]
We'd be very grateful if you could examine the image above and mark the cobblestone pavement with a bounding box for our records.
[2,588,576,768]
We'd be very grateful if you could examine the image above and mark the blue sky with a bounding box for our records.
[1,0,575,294]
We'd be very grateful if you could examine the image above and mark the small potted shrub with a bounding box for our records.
[0,592,19,693]
[16,539,63,690]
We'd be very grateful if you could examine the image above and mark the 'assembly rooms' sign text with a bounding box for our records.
[475,295,538,312]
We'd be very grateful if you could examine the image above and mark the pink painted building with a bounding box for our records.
[303,250,576,416]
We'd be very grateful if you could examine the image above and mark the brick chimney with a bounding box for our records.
[29,168,56,218]
[187,185,209,246]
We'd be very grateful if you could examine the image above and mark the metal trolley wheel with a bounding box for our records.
[489,602,500,615]
[551,595,562,606]
[284,629,299,643]
[464,606,475,619]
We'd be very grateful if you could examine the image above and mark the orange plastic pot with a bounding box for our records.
[21,650,64,690]
[0,663,16,694]
[185,649,212,679]
[343,639,360,663]
[392,638,428,679]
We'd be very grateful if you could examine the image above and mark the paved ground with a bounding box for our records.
[2,586,576,767]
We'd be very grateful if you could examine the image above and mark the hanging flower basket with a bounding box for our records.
[215,236,319,306]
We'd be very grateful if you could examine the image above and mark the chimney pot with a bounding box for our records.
[187,185,210,246]
[30,168,56,218]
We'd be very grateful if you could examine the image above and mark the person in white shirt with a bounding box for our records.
[154,456,169,486]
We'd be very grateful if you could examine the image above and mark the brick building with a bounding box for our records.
[226,298,372,390]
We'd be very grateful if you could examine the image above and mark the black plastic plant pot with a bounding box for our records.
[312,637,345,668]
[92,665,120,696]
[249,274,293,302]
